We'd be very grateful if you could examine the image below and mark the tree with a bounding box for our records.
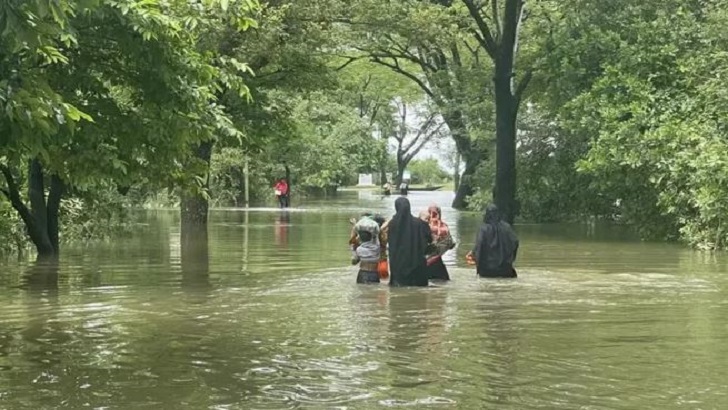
[0,0,84,257]
[335,62,418,185]
[387,99,447,185]
[338,0,493,209]
[279,92,381,190]
[408,158,451,186]
[0,0,251,257]
[459,0,534,222]
[521,0,728,249]
[174,0,257,227]
[207,0,349,202]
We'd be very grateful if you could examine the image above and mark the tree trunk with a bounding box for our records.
[28,159,57,257]
[458,0,526,222]
[378,145,390,185]
[1,161,65,258]
[452,156,478,209]
[443,110,482,210]
[492,0,522,224]
[453,152,461,192]
[284,164,291,183]
[493,62,519,223]
[181,140,214,226]
[395,159,406,186]
[181,222,210,290]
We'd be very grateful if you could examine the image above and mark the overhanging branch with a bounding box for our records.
[403,113,438,153]
[369,55,435,99]
[335,55,364,71]
[380,34,439,72]
[403,122,446,163]
[462,0,498,58]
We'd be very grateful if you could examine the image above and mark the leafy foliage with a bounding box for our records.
[407,158,451,186]
[523,0,728,248]
[6,0,728,253]
[0,0,258,255]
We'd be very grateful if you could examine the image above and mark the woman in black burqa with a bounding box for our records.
[388,197,432,287]
[470,204,519,278]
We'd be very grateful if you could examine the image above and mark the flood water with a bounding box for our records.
[1,191,728,409]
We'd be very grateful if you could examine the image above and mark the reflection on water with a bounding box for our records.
[22,259,60,292]
[274,211,290,247]
[1,191,728,408]
[180,223,210,303]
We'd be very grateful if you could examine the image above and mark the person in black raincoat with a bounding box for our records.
[387,197,432,287]
[469,204,519,278]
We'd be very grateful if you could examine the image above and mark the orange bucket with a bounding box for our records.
[377,259,389,280]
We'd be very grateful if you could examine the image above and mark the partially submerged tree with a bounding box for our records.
[175,0,257,227]
[459,0,533,222]
[0,0,253,258]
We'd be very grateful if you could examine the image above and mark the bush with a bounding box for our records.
[61,188,134,242]
[0,201,29,255]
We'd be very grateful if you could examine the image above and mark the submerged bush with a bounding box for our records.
[0,201,29,255]
[0,184,135,255]
[61,189,134,242]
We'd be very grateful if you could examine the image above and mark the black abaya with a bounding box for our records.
[425,257,450,281]
[473,204,519,278]
[388,197,431,287]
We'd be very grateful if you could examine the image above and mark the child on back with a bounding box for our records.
[351,230,381,284]
[350,215,382,284]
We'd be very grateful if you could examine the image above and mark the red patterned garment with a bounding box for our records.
[428,205,450,241]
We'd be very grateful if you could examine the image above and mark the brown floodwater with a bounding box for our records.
[1,191,727,409]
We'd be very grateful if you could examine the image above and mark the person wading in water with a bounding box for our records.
[423,204,455,281]
[351,229,381,284]
[467,204,519,278]
[350,213,389,281]
[387,197,431,287]
[399,180,409,196]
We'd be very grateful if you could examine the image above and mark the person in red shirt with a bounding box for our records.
[273,178,289,208]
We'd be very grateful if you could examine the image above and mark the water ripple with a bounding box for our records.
[2,203,728,408]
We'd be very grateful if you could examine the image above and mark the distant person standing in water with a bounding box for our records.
[388,197,431,287]
[273,178,289,208]
[467,204,519,278]
[399,180,409,196]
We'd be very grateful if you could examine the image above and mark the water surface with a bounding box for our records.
[1,191,727,409]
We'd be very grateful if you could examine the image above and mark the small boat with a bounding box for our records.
[408,185,444,192]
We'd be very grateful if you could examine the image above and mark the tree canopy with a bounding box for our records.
[4,0,728,254]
